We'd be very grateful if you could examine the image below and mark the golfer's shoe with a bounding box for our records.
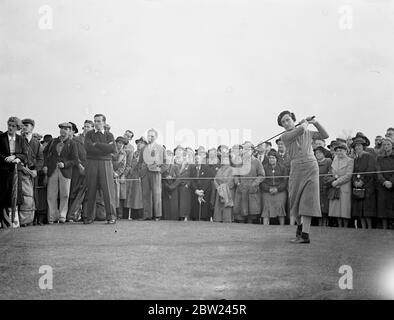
[290,224,302,243]
[107,220,116,225]
[83,219,94,224]
[293,232,310,244]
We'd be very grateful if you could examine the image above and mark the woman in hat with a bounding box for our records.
[174,147,192,221]
[278,111,329,243]
[261,149,288,225]
[351,136,377,229]
[376,137,394,229]
[125,137,147,220]
[314,146,332,227]
[327,142,354,227]
[233,142,265,224]
[212,145,235,223]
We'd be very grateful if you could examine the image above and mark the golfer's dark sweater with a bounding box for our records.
[84,130,116,161]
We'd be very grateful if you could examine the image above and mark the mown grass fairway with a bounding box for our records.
[1,221,393,299]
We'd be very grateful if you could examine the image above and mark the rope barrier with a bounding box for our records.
[110,169,394,181]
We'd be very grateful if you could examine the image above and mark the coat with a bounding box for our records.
[112,149,127,207]
[351,151,377,218]
[0,132,28,207]
[277,151,291,171]
[260,162,288,218]
[69,136,87,200]
[44,137,79,179]
[213,165,235,215]
[190,164,213,220]
[138,142,166,175]
[162,163,180,220]
[261,162,288,193]
[24,136,43,171]
[126,150,143,209]
[327,155,354,219]
[172,162,192,218]
[317,157,332,215]
[232,157,265,217]
[376,153,394,218]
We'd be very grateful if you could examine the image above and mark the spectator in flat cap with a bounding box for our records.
[66,121,88,223]
[43,122,78,224]
[21,118,44,226]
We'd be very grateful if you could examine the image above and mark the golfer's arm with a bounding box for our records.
[281,125,306,144]
[312,121,329,140]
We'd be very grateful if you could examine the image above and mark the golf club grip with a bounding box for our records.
[306,116,315,121]
[296,116,315,126]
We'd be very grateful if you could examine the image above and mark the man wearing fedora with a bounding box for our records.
[43,122,78,224]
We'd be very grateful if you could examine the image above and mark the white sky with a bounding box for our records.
[1,0,393,149]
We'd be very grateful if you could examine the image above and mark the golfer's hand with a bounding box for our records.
[308,117,317,125]
[299,119,309,129]
[12,158,21,164]
[332,180,338,188]
[57,162,65,169]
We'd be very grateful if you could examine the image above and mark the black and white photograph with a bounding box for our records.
[1,0,394,308]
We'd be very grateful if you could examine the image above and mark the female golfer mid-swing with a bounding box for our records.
[278,111,329,244]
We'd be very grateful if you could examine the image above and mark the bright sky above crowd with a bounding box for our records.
[1,0,393,149]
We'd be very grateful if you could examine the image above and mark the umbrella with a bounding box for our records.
[11,163,18,225]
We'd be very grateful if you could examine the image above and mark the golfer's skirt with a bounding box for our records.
[288,159,321,218]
